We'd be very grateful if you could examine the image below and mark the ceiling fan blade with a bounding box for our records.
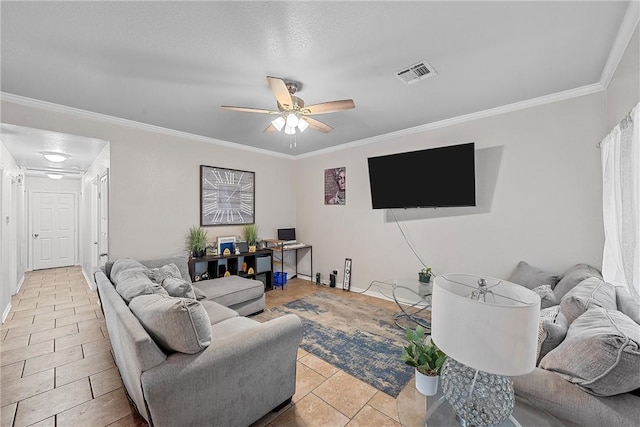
[264,124,278,133]
[305,117,333,133]
[303,99,355,115]
[221,105,275,114]
[267,76,294,109]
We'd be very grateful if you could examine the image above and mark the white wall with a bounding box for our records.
[296,93,608,288]
[606,26,639,128]
[0,101,298,261]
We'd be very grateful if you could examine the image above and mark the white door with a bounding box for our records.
[32,192,77,270]
[98,171,109,267]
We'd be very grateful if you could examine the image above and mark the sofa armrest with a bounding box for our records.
[141,314,303,427]
[513,367,640,427]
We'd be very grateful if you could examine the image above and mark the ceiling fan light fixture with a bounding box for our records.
[284,125,296,135]
[47,173,64,180]
[271,116,286,131]
[285,112,299,128]
[297,118,309,132]
[42,152,69,163]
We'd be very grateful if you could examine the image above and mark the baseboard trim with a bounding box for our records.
[2,302,12,323]
[82,268,97,291]
[16,274,25,294]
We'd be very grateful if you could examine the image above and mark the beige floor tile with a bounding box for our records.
[0,334,30,353]
[83,337,113,357]
[1,360,25,383]
[1,402,17,427]
[29,323,78,345]
[11,305,55,319]
[105,412,148,427]
[55,327,105,351]
[55,310,98,327]
[33,308,75,322]
[368,391,400,422]
[347,405,400,427]
[313,370,378,418]
[73,302,99,314]
[57,387,134,427]
[296,347,309,360]
[23,345,83,377]
[4,320,55,339]
[1,369,54,407]
[292,362,326,403]
[1,328,7,340]
[27,416,56,427]
[270,392,350,427]
[55,350,115,386]
[1,340,54,366]
[90,366,124,397]
[16,298,38,310]
[54,298,92,312]
[1,316,36,331]
[77,317,107,333]
[299,353,339,378]
[36,296,74,309]
[13,377,92,426]
[396,378,426,427]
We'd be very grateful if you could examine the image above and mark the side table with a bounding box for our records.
[392,279,433,331]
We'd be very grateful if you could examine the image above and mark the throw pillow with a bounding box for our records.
[616,287,640,325]
[193,286,207,301]
[129,294,212,354]
[559,277,617,325]
[115,269,168,304]
[508,261,559,291]
[162,277,197,299]
[539,306,640,397]
[537,307,569,363]
[531,285,558,309]
[536,305,561,363]
[110,258,149,284]
[148,263,182,284]
[553,264,602,300]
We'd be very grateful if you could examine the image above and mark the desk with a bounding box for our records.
[265,240,313,282]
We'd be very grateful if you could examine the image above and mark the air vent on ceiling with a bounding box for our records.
[395,60,437,86]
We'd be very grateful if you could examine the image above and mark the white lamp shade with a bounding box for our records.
[271,116,286,131]
[431,274,540,376]
[284,125,296,135]
[297,118,309,132]
[285,112,299,128]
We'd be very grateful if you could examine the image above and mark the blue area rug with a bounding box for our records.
[253,292,413,397]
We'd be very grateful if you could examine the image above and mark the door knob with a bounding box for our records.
[99,253,108,257]
[33,233,39,238]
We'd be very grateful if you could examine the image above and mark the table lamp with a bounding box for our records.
[431,274,540,426]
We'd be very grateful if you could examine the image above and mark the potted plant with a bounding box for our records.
[242,224,259,252]
[418,267,433,283]
[186,226,208,258]
[401,325,446,396]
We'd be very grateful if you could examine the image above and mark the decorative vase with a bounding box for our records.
[193,249,205,258]
[418,273,431,283]
[415,369,439,396]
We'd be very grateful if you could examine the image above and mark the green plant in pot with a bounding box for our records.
[401,325,446,396]
[186,226,208,258]
[242,224,259,252]
[418,267,433,283]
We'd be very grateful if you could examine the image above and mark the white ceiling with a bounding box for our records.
[0,1,633,168]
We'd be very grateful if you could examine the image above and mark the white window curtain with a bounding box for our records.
[600,102,639,297]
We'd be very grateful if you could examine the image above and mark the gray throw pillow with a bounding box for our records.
[162,277,197,299]
[559,277,617,325]
[554,264,602,300]
[616,287,640,325]
[110,258,149,284]
[129,294,212,354]
[540,306,640,397]
[148,263,182,284]
[536,305,562,363]
[115,269,168,304]
[538,308,569,363]
[508,261,559,291]
[532,285,558,309]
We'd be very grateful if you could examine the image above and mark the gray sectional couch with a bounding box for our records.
[95,256,303,427]
[508,262,640,426]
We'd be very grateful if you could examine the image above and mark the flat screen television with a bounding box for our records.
[367,142,476,209]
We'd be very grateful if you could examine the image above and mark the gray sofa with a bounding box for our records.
[508,262,640,426]
[95,256,303,427]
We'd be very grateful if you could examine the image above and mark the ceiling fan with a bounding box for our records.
[221,76,355,135]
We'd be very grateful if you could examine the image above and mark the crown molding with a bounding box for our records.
[0,92,296,160]
[297,82,605,159]
[600,0,640,89]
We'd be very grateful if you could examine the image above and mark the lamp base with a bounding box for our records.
[440,358,514,427]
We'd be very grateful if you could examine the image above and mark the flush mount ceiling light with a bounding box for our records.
[46,173,64,180]
[42,152,69,163]
[221,76,355,137]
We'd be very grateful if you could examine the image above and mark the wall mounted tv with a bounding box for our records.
[367,142,476,209]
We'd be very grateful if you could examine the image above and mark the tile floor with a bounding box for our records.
[1,267,427,427]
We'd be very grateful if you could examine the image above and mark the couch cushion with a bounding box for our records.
[130,294,212,354]
[508,261,559,290]
[194,276,264,308]
[537,306,569,363]
[616,287,640,325]
[110,258,149,284]
[200,300,239,325]
[148,263,182,284]
[531,284,558,309]
[559,277,617,325]
[554,264,602,300]
[539,306,640,397]
[162,277,197,299]
[115,269,168,304]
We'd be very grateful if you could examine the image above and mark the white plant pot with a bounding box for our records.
[415,369,439,396]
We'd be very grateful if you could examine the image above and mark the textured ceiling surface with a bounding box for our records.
[0,1,631,161]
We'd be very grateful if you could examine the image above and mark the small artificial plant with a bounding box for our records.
[420,267,432,277]
[186,226,208,256]
[242,224,259,246]
[401,325,446,376]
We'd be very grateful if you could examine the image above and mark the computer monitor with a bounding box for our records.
[277,228,296,241]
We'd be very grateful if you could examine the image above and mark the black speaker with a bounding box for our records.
[316,272,321,285]
[330,270,337,288]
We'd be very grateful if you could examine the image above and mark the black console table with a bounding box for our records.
[188,249,274,290]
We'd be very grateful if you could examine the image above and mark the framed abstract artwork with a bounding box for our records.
[324,167,346,205]
[201,165,255,226]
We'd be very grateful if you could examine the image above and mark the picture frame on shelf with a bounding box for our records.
[217,236,236,256]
